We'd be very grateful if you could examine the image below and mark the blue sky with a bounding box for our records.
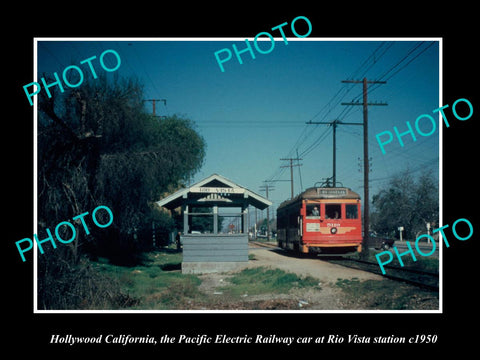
[37,38,440,215]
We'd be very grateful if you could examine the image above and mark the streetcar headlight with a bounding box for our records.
[330,227,337,234]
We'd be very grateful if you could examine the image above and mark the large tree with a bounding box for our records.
[38,75,206,262]
[37,75,206,308]
[370,169,439,240]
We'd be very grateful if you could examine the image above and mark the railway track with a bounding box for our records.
[249,241,439,291]
[249,240,280,249]
[325,258,439,291]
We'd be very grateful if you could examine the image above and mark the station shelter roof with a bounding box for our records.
[156,173,272,210]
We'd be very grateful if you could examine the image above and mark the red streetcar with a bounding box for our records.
[277,186,363,254]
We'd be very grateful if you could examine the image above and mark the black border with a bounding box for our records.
[6,4,478,354]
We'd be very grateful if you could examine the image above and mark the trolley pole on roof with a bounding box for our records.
[341,77,387,257]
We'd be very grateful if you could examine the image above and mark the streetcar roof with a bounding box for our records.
[277,187,361,209]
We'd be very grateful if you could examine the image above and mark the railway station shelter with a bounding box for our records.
[156,174,272,274]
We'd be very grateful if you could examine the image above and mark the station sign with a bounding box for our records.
[190,186,245,194]
[316,188,347,196]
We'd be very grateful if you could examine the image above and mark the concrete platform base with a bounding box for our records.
[182,261,248,274]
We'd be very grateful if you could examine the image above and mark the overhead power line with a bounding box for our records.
[282,42,396,164]
[362,41,437,98]
[264,41,436,192]
[306,119,364,187]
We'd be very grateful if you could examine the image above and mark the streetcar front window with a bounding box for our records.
[306,204,321,218]
[325,204,341,219]
[346,204,358,219]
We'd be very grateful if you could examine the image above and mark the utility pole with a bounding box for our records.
[144,99,167,117]
[341,77,387,257]
[280,158,302,199]
[306,119,363,187]
[259,181,275,240]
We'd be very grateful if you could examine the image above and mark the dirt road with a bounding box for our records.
[246,248,383,282]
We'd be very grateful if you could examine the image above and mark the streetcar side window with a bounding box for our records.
[346,204,358,219]
[306,204,321,218]
[277,211,286,228]
[325,204,341,219]
[289,212,298,226]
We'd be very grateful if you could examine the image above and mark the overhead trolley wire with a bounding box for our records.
[264,40,432,187]
[365,41,437,96]
[265,42,390,184]
[298,126,332,158]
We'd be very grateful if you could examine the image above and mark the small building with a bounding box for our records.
[156,174,272,274]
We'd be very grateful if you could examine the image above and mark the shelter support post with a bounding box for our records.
[183,204,189,234]
[213,205,218,234]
